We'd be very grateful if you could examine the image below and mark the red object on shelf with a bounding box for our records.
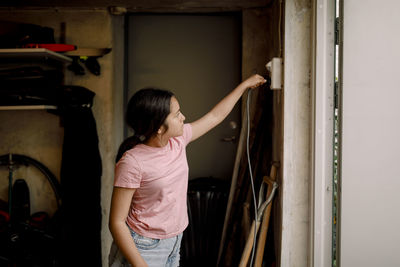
[0,210,10,223]
[23,43,77,52]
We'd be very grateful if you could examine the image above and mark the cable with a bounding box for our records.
[278,0,283,58]
[246,89,258,267]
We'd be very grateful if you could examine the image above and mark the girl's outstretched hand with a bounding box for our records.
[242,74,267,89]
[190,73,267,142]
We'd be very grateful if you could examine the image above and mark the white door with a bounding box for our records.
[340,0,400,266]
[127,14,241,180]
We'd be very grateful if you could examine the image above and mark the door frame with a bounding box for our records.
[310,0,336,266]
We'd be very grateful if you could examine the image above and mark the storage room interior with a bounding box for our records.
[0,0,296,266]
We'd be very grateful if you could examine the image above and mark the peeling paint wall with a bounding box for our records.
[0,10,123,266]
[281,0,312,266]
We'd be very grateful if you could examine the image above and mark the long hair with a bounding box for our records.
[116,88,174,162]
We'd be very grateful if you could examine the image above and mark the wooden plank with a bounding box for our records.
[254,166,278,266]
[0,48,72,63]
[1,0,272,10]
[239,220,261,267]
[64,47,111,57]
[0,105,57,110]
[239,165,278,267]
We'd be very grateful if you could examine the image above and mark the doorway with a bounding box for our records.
[126,13,242,180]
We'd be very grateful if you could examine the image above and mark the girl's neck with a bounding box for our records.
[145,134,169,147]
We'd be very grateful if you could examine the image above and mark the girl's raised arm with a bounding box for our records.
[190,74,266,142]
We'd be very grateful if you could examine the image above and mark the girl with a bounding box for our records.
[109,74,266,267]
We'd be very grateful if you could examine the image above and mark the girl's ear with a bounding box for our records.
[158,125,166,135]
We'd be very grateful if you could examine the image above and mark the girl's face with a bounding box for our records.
[162,96,186,138]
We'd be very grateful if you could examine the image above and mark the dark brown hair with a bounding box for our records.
[116,88,174,162]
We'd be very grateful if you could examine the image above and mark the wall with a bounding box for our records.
[340,0,400,265]
[0,9,123,266]
[281,0,312,266]
[0,110,64,216]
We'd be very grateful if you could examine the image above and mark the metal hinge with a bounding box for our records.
[334,81,339,109]
[335,17,340,45]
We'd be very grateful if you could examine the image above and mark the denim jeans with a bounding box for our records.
[109,227,183,267]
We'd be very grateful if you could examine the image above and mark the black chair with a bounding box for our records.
[181,177,229,267]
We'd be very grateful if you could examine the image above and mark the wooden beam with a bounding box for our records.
[1,0,273,11]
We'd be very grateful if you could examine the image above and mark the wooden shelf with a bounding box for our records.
[0,48,72,63]
[64,47,111,57]
[0,105,58,111]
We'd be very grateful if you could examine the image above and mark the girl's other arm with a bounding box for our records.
[109,187,148,267]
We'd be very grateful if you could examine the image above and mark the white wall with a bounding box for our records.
[340,0,400,266]
[281,0,312,266]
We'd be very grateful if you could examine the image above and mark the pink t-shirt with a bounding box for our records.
[114,124,192,239]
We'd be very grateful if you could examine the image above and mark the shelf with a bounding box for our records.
[0,48,72,63]
[64,47,111,57]
[0,105,57,111]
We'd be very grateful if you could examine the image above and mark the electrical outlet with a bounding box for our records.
[266,57,283,90]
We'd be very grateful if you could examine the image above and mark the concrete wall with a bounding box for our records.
[0,9,123,266]
[281,0,312,266]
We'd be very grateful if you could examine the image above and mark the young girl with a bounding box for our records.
[109,74,266,267]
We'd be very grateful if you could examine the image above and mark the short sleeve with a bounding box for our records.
[182,123,193,146]
[114,153,141,188]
